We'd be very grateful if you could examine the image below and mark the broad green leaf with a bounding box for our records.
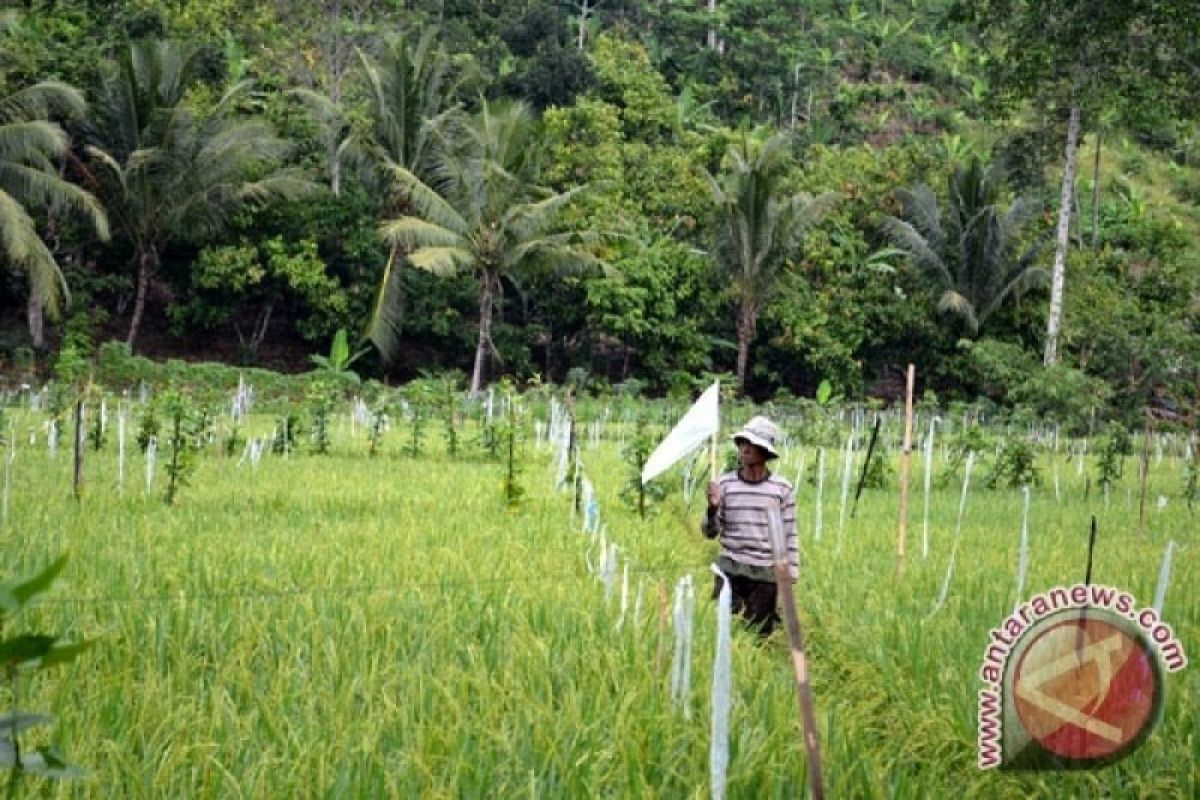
[0,634,57,668]
[329,328,349,368]
[0,555,67,615]
[37,640,94,670]
[816,379,832,405]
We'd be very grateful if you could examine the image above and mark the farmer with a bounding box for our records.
[701,415,798,637]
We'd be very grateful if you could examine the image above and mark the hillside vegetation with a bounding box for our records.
[0,0,1196,425]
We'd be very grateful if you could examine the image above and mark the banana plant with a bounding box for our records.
[310,328,368,386]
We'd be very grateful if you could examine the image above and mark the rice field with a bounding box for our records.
[2,391,1196,798]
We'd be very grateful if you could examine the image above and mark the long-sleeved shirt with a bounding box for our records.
[701,470,798,582]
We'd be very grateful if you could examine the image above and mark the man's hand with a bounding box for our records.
[706,481,721,513]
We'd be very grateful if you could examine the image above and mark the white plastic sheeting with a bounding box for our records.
[709,564,733,800]
[670,574,696,719]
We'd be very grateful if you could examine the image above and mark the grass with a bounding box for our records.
[2,399,1196,798]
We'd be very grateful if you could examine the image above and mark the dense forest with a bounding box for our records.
[1,0,1197,424]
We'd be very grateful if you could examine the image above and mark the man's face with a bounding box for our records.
[737,438,768,467]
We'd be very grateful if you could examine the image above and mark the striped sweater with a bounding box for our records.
[701,470,798,581]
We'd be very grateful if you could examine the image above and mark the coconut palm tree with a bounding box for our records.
[375,100,608,394]
[879,157,1048,336]
[81,38,313,350]
[0,81,108,347]
[290,28,463,363]
[704,131,837,394]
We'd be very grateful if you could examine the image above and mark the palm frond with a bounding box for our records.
[0,120,68,162]
[0,81,86,124]
[383,162,467,234]
[0,188,68,315]
[380,217,462,251]
[878,215,951,287]
[366,244,404,365]
[936,290,979,334]
[407,245,472,276]
[0,162,108,239]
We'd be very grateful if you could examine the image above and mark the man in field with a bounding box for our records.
[702,415,798,637]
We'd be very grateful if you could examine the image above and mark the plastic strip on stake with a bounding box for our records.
[616,562,630,629]
[814,447,825,541]
[117,406,126,489]
[709,564,733,800]
[1153,540,1177,615]
[1014,486,1031,610]
[670,574,695,718]
[837,433,853,543]
[145,436,157,494]
[922,420,937,559]
[927,451,974,620]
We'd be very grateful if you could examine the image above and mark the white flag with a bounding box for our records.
[642,381,719,484]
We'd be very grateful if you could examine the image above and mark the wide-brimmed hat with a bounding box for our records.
[731,415,781,460]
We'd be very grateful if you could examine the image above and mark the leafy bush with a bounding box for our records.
[985,437,1040,489]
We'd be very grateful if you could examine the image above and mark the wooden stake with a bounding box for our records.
[896,364,915,573]
[767,511,824,800]
[851,415,882,518]
[72,399,84,501]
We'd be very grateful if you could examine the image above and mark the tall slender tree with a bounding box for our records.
[957,0,1200,364]
[0,81,107,347]
[374,100,608,393]
[704,131,835,394]
[82,39,313,350]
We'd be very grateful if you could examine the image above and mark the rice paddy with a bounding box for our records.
[3,391,1196,798]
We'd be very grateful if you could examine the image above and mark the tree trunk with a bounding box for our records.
[735,299,758,396]
[1043,105,1080,367]
[707,0,717,51]
[577,0,589,50]
[470,272,498,395]
[127,245,159,351]
[27,295,45,350]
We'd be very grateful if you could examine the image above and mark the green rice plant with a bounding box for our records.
[0,392,1194,799]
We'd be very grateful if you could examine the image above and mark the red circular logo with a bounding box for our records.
[1013,613,1160,762]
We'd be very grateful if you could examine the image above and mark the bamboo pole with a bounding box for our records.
[896,364,915,573]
